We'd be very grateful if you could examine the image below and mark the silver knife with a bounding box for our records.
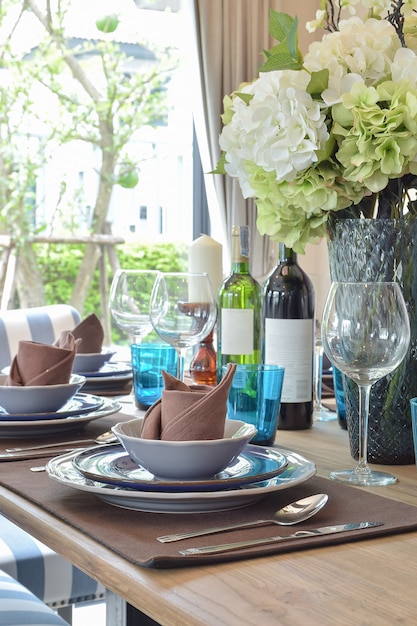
[179,521,384,555]
[0,448,86,461]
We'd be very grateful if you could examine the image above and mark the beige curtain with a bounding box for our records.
[186,0,320,280]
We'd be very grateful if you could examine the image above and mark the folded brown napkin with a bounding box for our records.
[5,332,80,386]
[72,313,104,353]
[141,363,237,441]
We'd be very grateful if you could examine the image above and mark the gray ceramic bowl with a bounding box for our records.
[0,374,86,414]
[111,418,257,480]
[73,351,116,373]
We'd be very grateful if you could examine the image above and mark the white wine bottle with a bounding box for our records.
[263,244,314,430]
[217,226,262,380]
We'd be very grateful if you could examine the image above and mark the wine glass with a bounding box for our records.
[310,273,336,422]
[109,269,161,344]
[149,272,217,381]
[321,281,410,486]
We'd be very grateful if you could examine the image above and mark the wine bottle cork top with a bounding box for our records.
[231,226,249,261]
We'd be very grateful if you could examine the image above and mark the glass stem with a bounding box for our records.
[356,382,372,475]
[313,345,323,410]
[177,347,186,381]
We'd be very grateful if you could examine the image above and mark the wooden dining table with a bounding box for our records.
[1,409,417,626]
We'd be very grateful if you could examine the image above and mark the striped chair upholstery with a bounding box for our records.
[0,305,105,623]
[0,568,70,625]
[0,304,82,371]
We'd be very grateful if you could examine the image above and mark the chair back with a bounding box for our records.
[0,304,81,370]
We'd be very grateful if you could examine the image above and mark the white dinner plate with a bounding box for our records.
[0,397,122,438]
[46,448,316,513]
[71,444,288,492]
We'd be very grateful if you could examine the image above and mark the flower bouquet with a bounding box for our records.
[215,0,417,463]
[215,0,417,253]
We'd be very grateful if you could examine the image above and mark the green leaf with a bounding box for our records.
[260,53,302,72]
[268,10,295,43]
[265,42,293,58]
[235,91,253,105]
[286,16,299,60]
[260,11,303,73]
[307,69,329,97]
[211,152,228,175]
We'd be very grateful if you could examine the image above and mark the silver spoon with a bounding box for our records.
[95,430,118,444]
[29,432,119,471]
[157,493,328,543]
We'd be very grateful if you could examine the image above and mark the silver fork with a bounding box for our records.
[6,439,96,452]
[6,431,118,452]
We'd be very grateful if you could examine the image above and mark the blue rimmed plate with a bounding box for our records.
[0,393,104,421]
[46,447,316,513]
[81,362,132,378]
[81,362,132,393]
[71,444,288,492]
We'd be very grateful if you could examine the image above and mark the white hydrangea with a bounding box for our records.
[391,47,417,86]
[304,17,401,86]
[306,10,326,33]
[219,70,329,195]
[321,68,364,106]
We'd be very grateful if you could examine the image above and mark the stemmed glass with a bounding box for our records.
[109,269,161,344]
[310,273,336,422]
[149,272,217,381]
[321,281,410,486]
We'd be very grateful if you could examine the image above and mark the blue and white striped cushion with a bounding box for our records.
[0,569,69,625]
[0,305,105,611]
[0,517,105,608]
[0,305,81,371]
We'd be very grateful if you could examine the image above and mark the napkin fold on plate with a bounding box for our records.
[141,363,237,441]
[72,313,104,354]
[5,332,81,386]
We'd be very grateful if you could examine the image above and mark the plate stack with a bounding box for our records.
[0,390,121,438]
[46,441,317,514]
[73,351,133,395]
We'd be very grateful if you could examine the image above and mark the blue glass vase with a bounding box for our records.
[327,217,417,465]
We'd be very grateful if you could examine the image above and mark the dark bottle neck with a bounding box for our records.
[278,244,297,264]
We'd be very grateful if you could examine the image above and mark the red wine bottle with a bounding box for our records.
[263,244,314,430]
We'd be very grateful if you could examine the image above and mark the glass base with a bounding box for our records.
[329,468,397,486]
[313,403,337,422]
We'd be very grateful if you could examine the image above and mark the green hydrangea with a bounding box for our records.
[252,163,365,253]
[335,80,417,191]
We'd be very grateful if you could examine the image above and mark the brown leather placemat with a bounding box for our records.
[1,419,417,569]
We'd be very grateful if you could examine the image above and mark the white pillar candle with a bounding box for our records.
[188,235,223,301]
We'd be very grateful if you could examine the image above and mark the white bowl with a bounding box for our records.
[111,418,257,479]
[73,351,116,373]
[0,374,86,414]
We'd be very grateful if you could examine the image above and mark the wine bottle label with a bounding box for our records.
[264,318,313,402]
[220,308,254,355]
